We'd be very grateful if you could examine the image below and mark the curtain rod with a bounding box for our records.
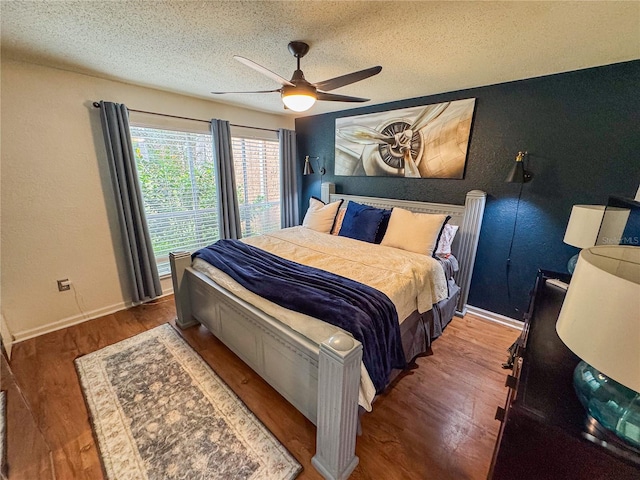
[92,102,279,133]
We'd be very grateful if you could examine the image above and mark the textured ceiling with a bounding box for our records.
[2,1,639,116]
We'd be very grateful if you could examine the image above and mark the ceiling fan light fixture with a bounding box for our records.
[281,84,317,112]
[282,93,316,112]
[216,42,381,110]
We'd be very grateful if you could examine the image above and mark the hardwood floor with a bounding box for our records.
[1,352,55,480]
[9,297,519,480]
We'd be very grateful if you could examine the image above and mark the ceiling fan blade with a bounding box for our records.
[234,56,294,87]
[211,89,281,95]
[313,66,382,92]
[317,91,370,102]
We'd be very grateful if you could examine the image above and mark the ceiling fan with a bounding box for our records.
[211,41,382,112]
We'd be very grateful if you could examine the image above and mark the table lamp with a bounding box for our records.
[556,245,640,448]
[563,205,606,273]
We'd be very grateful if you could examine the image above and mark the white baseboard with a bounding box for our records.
[12,286,174,344]
[12,300,135,343]
[466,305,524,331]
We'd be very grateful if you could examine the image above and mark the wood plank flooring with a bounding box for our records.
[8,297,519,480]
[1,352,55,480]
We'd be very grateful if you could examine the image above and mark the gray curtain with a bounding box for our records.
[279,128,299,227]
[211,119,242,239]
[99,101,162,303]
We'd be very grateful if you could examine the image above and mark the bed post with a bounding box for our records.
[456,190,487,316]
[312,333,362,480]
[321,182,336,204]
[169,252,199,329]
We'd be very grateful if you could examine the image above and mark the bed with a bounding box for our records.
[169,187,486,480]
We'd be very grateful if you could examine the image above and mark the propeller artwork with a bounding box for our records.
[337,102,451,177]
[211,41,382,112]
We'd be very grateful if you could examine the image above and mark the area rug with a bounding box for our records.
[75,324,301,480]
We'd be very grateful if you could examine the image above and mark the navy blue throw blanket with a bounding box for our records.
[193,239,406,393]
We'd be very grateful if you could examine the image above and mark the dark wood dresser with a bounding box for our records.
[488,270,640,479]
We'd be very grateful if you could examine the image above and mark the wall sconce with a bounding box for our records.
[303,156,326,181]
[505,151,533,183]
[504,150,531,312]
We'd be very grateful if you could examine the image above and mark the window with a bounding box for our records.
[131,126,219,275]
[131,125,281,276]
[232,137,281,238]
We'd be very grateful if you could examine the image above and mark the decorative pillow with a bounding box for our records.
[302,197,343,233]
[331,208,347,235]
[374,209,393,244]
[338,202,387,243]
[435,224,459,257]
[380,208,450,256]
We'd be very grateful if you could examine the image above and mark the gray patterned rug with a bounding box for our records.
[75,324,301,480]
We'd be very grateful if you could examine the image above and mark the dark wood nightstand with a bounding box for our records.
[488,270,640,479]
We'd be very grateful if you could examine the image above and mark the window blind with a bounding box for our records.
[131,126,219,275]
[130,125,282,276]
[232,137,281,238]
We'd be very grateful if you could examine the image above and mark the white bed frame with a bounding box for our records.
[170,187,485,480]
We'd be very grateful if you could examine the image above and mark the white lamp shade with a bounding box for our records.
[563,205,606,248]
[556,246,640,392]
[281,93,316,112]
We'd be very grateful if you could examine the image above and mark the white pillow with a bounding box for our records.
[302,197,343,233]
[331,208,347,235]
[435,224,459,256]
[381,208,449,256]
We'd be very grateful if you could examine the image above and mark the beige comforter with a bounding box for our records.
[191,226,448,409]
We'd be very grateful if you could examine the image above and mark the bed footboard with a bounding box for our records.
[170,254,362,480]
[313,333,362,480]
[169,252,199,328]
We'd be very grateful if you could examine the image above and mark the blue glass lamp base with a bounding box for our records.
[573,360,640,448]
[567,253,580,274]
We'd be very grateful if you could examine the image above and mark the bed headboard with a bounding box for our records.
[325,183,486,316]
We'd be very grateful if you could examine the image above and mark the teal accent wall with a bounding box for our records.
[295,60,640,319]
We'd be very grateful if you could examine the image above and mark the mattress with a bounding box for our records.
[191,226,449,410]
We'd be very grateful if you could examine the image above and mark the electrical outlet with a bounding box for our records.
[57,279,71,292]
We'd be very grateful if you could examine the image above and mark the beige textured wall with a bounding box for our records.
[0,59,294,341]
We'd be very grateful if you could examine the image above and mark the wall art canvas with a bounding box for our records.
[335,98,476,178]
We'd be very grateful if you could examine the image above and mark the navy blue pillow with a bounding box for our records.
[338,202,387,243]
[374,209,392,244]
